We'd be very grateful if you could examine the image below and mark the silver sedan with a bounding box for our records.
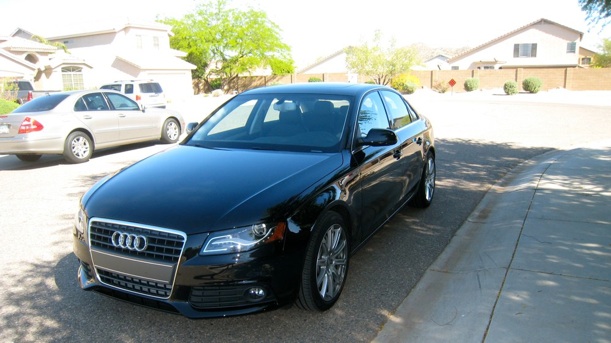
[0,90,184,163]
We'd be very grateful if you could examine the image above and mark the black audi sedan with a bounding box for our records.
[73,83,436,318]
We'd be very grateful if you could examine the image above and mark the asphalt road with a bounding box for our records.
[1,90,609,343]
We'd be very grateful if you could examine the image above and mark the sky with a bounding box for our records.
[1,0,610,67]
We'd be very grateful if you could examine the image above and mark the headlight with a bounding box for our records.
[201,222,285,255]
[74,208,87,235]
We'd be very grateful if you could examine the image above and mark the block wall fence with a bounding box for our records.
[197,68,611,93]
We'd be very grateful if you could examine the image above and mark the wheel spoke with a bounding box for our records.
[424,158,435,201]
[315,222,348,300]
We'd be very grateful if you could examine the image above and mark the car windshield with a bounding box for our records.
[185,93,352,153]
[12,93,70,113]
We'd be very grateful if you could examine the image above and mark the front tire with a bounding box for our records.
[297,211,349,311]
[161,118,180,143]
[411,151,436,208]
[63,131,93,163]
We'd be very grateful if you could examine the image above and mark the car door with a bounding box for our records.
[75,92,119,144]
[105,92,158,141]
[380,90,424,199]
[352,91,405,241]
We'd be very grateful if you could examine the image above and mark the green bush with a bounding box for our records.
[432,80,449,93]
[522,77,542,93]
[391,74,421,94]
[503,80,519,95]
[209,78,222,90]
[464,78,479,92]
[308,77,322,82]
[0,98,19,114]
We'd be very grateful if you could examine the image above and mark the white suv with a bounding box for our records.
[100,80,166,108]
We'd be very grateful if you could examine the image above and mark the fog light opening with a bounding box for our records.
[245,287,267,302]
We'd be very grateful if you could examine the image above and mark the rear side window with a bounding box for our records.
[381,90,413,130]
[12,94,70,113]
[82,93,110,111]
[139,83,163,94]
[100,84,121,91]
[125,84,134,94]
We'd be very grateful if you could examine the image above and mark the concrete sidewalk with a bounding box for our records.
[373,142,611,342]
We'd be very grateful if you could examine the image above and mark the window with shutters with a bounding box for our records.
[513,43,537,58]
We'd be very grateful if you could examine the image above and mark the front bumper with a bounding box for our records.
[73,219,301,318]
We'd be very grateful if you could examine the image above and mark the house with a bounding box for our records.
[297,48,358,83]
[448,18,590,70]
[0,35,60,85]
[412,54,451,71]
[1,21,196,101]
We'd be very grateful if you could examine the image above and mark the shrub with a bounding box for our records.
[0,98,19,114]
[209,78,222,90]
[0,78,18,102]
[432,80,449,93]
[503,80,519,95]
[464,78,479,92]
[522,77,542,93]
[308,77,322,82]
[391,74,421,94]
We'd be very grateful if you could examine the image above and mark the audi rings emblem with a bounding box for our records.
[111,231,148,252]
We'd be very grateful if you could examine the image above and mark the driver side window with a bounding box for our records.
[357,92,390,137]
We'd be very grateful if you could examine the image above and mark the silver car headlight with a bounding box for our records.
[201,223,285,255]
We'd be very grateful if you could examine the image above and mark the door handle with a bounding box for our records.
[393,149,402,160]
[82,115,92,120]
[118,113,126,118]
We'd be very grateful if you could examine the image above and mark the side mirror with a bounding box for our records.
[356,128,398,147]
[186,122,199,134]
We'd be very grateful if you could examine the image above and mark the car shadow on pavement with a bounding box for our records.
[0,141,164,171]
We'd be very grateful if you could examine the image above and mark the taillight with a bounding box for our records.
[18,117,44,134]
[136,95,142,101]
[27,91,33,102]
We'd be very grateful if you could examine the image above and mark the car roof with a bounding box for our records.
[241,82,392,97]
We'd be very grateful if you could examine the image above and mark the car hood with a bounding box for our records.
[83,145,344,234]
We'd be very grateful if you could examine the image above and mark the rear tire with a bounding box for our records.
[296,211,349,311]
[16,154,42,162]
[63,131,93,163]
[161,118,180,143]
[411,151,435,208]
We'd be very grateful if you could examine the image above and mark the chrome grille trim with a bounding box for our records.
[88,218,187,299]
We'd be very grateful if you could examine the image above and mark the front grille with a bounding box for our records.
[89,220,184,262]
[190,285,275,309]
[88,218,186,299]
[97,269,172,298]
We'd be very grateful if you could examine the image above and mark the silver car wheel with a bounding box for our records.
[424,157,436,202]
[71,136,90,159]
[166,121,179,141]
[315,223,348,301]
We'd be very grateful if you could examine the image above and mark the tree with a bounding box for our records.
[161,0,294,92]
[31,35,69,53]
[580,0,611,27]
[345,31,420,85]
[593,38,611,67]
